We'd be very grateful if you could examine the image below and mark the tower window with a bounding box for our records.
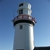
[19,9,23,14]
[19,3,23,7]
[20,25,23,29]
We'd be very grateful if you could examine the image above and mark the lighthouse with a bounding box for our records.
[12,2,36,50]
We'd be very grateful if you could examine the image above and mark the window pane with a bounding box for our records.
[19,3,23,7]
[20,25,23,29]
[19,9,23,14]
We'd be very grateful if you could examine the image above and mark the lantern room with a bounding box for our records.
[17,2,32,16]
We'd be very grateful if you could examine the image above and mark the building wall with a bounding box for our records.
[23,9,32,16]
[13,23,34,50]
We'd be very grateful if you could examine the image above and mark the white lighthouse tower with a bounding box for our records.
[12,2,36,50]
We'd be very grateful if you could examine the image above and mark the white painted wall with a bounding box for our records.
[13,23,34,50]
[23,9,32,16]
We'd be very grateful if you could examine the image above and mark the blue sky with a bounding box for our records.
[0,0,50,50]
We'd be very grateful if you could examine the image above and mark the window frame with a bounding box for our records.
[19,9,23,14]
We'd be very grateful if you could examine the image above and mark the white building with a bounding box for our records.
[12,2,36,50]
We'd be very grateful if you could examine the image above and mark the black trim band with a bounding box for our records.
[13,20,35,26]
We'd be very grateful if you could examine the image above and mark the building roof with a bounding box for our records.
[34,46,50,50]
